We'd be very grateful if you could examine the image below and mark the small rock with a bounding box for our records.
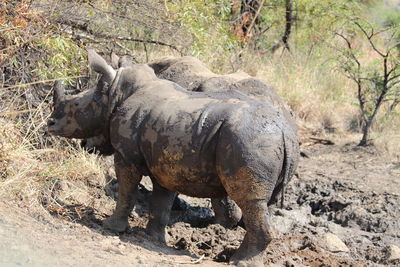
[388,244,400,261]
[322,233,349,253]
[284,259,296,267]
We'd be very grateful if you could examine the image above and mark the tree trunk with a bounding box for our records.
[358,115,375,146]
[271,0,294,52]
[282,0,293,50]
[358,122,371,146]
[231,0,263,43]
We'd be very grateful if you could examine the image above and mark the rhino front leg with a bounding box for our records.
[212,196,242,228]
[146,178,177,243]
[103,152,141,233]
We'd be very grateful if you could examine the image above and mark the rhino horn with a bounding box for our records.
[87,49,116,83]
[53,80,65,103]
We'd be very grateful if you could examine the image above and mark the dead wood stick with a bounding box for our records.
[309,137,335,145]
[172,254,205,264]
[0,75,86,91]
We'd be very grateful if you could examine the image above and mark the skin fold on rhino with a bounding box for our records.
[48,50,299,267]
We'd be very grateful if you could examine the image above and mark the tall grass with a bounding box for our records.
[0,103,109,215]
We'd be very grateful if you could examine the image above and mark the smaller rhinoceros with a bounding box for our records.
[48,50,299,267]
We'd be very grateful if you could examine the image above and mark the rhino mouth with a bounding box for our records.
[47,120,73,138]
[47,120,57,133]
[47,119,61,135]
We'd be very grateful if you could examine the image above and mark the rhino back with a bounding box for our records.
[154,56,217,91]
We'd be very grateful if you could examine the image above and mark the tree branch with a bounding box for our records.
[57,19,183,55]
[354,21,385,57]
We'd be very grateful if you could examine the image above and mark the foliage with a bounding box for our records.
[372,1,400,28]
[240,0,363,52]
[167,0,239,59]
[33,36,86,84]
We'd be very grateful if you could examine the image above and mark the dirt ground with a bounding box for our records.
[0,138,399,267]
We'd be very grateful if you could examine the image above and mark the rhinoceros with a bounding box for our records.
[80,54,244,228]
[138,55,296,131]
[48,50,299,266]
[82,54,297,228]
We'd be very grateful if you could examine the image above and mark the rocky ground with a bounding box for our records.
[0,138,399,266]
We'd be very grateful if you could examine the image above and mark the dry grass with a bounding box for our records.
[236,50,356,132]
[0,113,110,214]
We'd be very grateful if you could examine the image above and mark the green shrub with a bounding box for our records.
[33,36,86,85]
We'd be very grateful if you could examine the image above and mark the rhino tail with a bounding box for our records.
[268,131,298,207]
[280,132,298,208]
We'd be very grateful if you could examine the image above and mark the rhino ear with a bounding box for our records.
[119,55,134,67]
[110,52,120,69]
[87,49,116,83]
[53,80,65,103]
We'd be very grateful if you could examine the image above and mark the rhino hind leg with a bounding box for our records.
[212,196,242,228]
[103,152,141,233]
[216,135,282,266]
[146,179,177,243]
[220,168,277,267]
[229,200,274,267]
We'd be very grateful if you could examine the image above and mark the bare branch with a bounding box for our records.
[335,32,361,68]
[354,21,386,57]
[388,78,400,88]
[388,41,400,53]
[245,0,266,41]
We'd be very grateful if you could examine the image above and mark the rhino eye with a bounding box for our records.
[74,102,79,106]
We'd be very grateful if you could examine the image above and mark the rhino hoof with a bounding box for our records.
[145,228,166,243]
[230,253,264,267]
[233,259,264,267]
[103,216,129,233]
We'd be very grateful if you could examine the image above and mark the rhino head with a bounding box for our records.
[47,49,116,140]
[78,53,143,155]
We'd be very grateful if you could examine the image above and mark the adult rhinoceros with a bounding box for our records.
[82,53,298,228]
[48,50,299,267]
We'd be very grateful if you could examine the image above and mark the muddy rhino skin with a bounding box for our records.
[48,50,299,267]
